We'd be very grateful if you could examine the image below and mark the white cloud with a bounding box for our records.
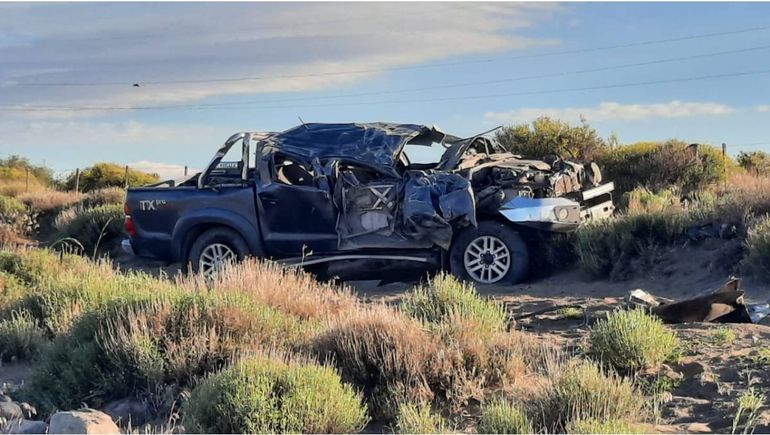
[484,100,736,123]
[0,3,561,117]
[756,105,770,112]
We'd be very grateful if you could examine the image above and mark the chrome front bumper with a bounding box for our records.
[497,182,616,230]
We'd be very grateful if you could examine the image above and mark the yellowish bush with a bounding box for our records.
[17,190,82,213]
[314,305,436,419]
[180,258,359,321]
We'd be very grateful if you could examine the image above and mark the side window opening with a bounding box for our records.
[273,154,315,187]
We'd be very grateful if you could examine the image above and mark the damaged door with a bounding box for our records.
[256,152,338,256]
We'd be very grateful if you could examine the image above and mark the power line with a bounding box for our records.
[8,23,770,88]
[4,67,770,112]
[156,44,770,106]
[9,42,767,110]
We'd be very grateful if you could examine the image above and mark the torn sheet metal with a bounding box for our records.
[334,169,475,250]
[402,171,476,250]
[626,279,754,324]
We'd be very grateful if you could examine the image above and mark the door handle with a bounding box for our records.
[261,196,279,205]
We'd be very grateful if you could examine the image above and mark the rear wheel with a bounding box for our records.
[188,228,249,278]
[450,221,529,285]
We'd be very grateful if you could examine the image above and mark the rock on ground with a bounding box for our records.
[49,409,120,434]
[103,397,152,427]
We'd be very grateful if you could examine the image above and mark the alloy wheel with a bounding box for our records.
[199,243,237,278]
[463,235,511,284]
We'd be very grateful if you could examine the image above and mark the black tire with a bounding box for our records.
[450,221,529,285]
[188,227,249,275]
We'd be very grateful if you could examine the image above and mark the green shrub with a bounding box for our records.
[566,418,646,434]
[54,204,125,254]
[478,398,532,434]
[64,163,158,192]
[574,211,687,278]
[537,360,643,431]
[2,260,175,334]
[495,117,610,160]
[589,309,678,373]
[599,140,732,196]
[182,356,368,434]
[737,151,770,176]
[21,293,304,415]
[745,215,770,278]
[0,270,29,307]
[0,195,33,236]
[402,273,505,338]
[393,402,449,434]
[0,311,46,361]
[314,306,435,420]
[623,187,681,215]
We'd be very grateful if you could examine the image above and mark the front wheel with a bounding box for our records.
[449,221,529,285]
[188,228,249,278]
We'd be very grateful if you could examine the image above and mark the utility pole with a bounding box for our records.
[124,165,129,188]
[25,168,29,192]
[74,168,80,193]
[184,165,188,176]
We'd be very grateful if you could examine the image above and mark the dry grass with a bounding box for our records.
[82,187,126,207]
[180,258,359,321]
[0,246,649,432]
[0,180,47,197]
[17,190,83,213]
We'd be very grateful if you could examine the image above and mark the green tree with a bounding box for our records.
[737,150,770,175]
[64,163,159,192]
[494,117,610,160]
[0,155,54,186]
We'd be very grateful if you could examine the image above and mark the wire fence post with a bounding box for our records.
[184,165,188,176]
[124,165,129,188]
[74,168,80,193]
[722,142,728,191]
[25,168,29,192]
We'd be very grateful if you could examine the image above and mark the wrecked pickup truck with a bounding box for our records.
[123,123,614,284]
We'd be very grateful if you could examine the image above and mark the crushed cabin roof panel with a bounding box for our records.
[259,122,436,167]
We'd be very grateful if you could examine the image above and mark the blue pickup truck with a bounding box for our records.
[123,123,614,284]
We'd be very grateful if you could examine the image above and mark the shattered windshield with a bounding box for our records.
[402,141,449,165]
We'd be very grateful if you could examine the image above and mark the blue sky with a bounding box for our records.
[1,2,770,178]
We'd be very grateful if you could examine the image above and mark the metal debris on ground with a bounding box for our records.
[625,278,770,324]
